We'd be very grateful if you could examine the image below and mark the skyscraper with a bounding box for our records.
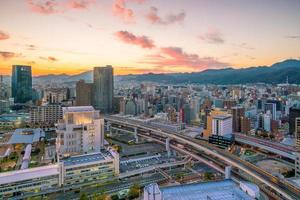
[289,107,300,134]
[93,66,113,113]
[11,65,32,103]
[76,79,93,106]
[232,106,245,133]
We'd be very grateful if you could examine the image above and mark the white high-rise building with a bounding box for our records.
[212,115,232,136]
[56,106,104,156]
[263,111,272,132]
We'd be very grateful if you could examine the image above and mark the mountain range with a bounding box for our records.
[2,59,300,85]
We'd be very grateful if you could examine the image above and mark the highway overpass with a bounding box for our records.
[105,115,300,200]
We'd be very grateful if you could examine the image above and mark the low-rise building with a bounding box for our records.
[0,149,119,199]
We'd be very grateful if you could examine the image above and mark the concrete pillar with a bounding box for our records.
[109,125,112,137]
[166,137,171,157]
[225,166,232,179]
[134,127,138,143]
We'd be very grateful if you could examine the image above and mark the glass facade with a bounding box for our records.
[11,65,32,104]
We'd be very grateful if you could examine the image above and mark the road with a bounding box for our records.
[105,115,300,200]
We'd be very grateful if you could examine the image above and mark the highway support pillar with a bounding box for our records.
[166,137,171,157]
[134,127,139,143]
[225,166,232,179]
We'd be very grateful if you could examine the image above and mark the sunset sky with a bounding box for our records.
[0,0,300,76]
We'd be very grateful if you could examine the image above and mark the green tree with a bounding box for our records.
[128,184,140,199]
[203,172,214,181]
[80,193,89,200]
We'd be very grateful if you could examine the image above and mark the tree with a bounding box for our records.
[80,193,89,200]
[203,172,214,181]
[128,184,140,199]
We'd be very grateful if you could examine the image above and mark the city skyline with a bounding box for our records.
[0,0,300,76]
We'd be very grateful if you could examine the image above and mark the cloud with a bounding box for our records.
[27,0,95,14]
[27,0,61,14]
[146,7,185,25]
[0,31,9,40]
[199,29,224,44]
[39,56,58,61]
[112,0,135,22]
[115,31,155,49]
[232,42,254,50]
[140,46,228,71]
[285,35,300,39]
[112,0,147,23]
[26,44,37,50]
[0,51,19,60]
[66,0,96,10]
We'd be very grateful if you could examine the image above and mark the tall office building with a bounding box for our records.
[93,66,113,113]
[232,106,245,133]
[289,107,300,134]
[295,118,300,177]
[11,65,32,103]
[212,115,232,136]
[264,103,276,120]
[75,80,93,106]
[56,106,104,156]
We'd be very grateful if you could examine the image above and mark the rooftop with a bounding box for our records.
[8,128,45,144]
[160,180,253,200]
[63,106,95,113]
[62,151,114,167]
[213,115,232,120]
[0,164,59,185]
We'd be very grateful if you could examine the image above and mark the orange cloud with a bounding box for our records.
[115,31,155,49]
[39,56,58,62]
[0,31,9,40]
[146,7,185,25]
[0,51,20,60]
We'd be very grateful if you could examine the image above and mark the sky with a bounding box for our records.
[0,0,300,76]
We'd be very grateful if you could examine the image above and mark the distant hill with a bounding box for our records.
[3,59,300,85]
[120,59,300,85]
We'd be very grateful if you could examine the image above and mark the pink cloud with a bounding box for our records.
[112,0,135,22]
[66,0,96,10]
[140,46,228,71]
[146,7,185,25]
[112,0,147,23]
[0,31,9,40]
[115,31,155,49]
[199,29,225,44]
[27,0,95,14]
[27,0,62,14]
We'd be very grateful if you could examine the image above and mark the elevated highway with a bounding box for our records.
[105,115,300,200]
[234,133,296,160]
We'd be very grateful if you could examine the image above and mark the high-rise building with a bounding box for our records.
[56,106,104,156]
[295,118,300,177]
[289,107,300,134]
[75,80,93,106]
[93,66,113,113]
[241,117,251,134]
[212,115,232,136]
[11,65,32,103]
[232,106,245,133]
[0,75,10,100]
[263,111,272,132]
[264,103,276,120]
